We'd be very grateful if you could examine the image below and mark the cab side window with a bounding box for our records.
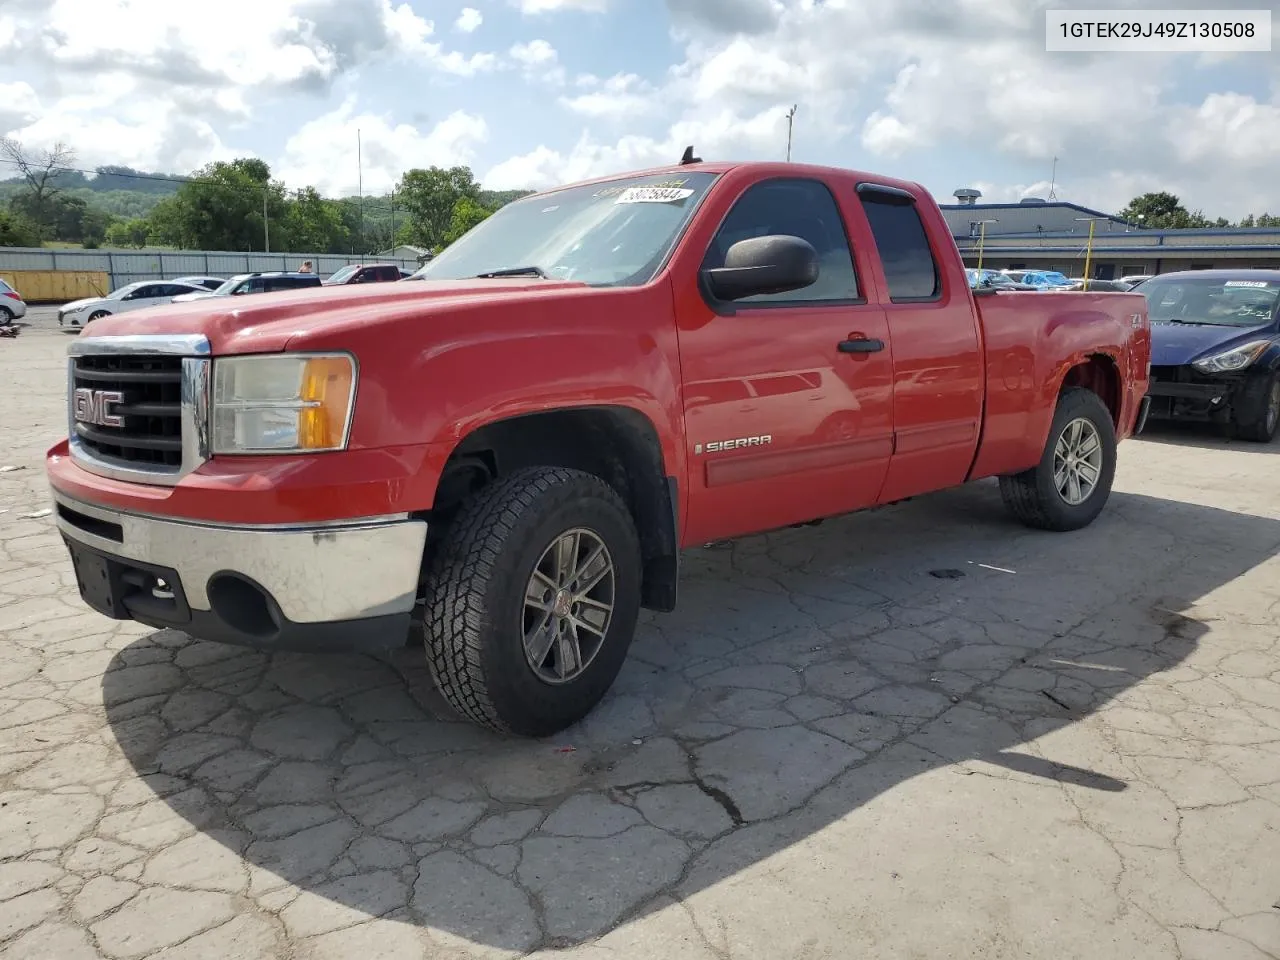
[857,188,941,302]
[703,178,860,305]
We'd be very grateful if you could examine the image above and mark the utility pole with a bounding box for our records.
[785,104,798,161]
[263,188,269,253]
[974,219,999,275]
[1075,216,1108,290]
[357,128,364,261]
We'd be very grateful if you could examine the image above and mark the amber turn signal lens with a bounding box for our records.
[297,356,355,450]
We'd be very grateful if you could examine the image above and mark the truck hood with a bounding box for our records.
[74,277,591,354]
[1150,320,1272,367]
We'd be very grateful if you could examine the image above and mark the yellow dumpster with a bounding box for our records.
[0,270,111,303]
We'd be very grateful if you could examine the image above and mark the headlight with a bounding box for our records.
[1190,340,1270,375]
[212,353,356,454]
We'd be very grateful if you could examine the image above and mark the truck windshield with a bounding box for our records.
[409,171,721,286]
[1140,276,1280,327]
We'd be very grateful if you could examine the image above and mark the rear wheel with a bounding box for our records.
[1232,372,1280,443]
[0,306,12,322]
[1000,387,1117,532]
[419,466,643,737]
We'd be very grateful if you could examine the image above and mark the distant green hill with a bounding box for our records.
[0,170,536,240]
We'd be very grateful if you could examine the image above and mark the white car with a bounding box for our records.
[172,275,226,291]
[0,277,27,323]
[57,280,210,330]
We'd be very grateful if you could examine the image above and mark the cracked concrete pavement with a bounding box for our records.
[3,314,1280,959]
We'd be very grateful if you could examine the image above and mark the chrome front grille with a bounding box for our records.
[67,334,212,486]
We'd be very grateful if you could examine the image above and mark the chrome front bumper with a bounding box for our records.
[52,490,429,651]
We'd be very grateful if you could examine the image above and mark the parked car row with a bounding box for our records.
[56,263,412,330]
[967,269,1150,293]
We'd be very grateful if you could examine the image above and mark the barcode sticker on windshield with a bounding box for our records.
[1225,280,1270,287]
[615,187,695,204]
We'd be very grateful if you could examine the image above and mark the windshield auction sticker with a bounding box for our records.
[1224,280,1272,287]
[614,186,696,204]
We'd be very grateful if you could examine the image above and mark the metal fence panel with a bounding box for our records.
[0,247,421,298]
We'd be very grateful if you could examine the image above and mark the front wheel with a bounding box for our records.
[419,466,643,737]
[999,387,1118,532]
[1232,371,1280,443]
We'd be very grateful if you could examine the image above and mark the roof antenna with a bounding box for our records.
[679,145,701,165]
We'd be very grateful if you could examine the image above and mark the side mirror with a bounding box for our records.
[702,235,819,302]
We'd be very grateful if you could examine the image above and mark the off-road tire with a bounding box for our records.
[999,386,1118,532]
[419,466,643,737]
[1231,371,1280,443]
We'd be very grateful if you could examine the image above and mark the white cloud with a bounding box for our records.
[515,0,607,13]
[558,73,657,120]
[482,104,792,190]
[278,97,488,196]
[455,7,483,32]
[0,0,497,172]
[508,39,566,85]
[483,0,1280,219]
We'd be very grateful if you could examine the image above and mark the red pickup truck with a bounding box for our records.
[46,159,1151,737]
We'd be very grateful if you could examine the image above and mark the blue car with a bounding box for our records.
[1012,270,1074,290]
[1139,270,1280,441]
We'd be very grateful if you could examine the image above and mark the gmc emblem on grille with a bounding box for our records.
[73,388,125,428]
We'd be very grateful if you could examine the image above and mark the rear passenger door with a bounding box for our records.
[675,175,895,545]
[852,184,983,504]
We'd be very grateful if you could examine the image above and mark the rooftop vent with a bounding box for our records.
[953,188,982,206]
[1019,197,1047,205]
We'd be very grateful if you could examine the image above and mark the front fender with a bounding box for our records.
[416,325,684,464]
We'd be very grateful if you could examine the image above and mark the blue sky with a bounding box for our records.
[2,0,1279,218]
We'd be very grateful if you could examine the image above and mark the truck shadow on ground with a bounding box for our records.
[101,482,1279,952]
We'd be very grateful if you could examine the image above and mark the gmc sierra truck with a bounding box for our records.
[46,158,1152,737]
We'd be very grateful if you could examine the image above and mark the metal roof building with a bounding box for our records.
[937,189,1280,280]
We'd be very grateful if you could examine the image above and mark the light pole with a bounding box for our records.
[974,219,999,276]
[1075,217,1109,291]
[785,104,798,161]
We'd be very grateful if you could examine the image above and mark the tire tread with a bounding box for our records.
[421,466,634,735]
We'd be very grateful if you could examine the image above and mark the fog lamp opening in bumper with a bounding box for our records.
[53,492,429,653]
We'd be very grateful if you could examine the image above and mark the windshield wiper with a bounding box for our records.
[472,266,547,279]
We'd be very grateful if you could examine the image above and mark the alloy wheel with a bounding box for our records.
[1053,417,1104,506]
[521,528,615,684]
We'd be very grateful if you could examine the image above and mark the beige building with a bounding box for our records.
[939,194,1280,279]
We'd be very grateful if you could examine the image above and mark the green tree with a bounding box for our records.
[105,217,153,248]
[397,165,481,251]
[1238,213,1280,227]
[1118,191,1214,229]
[147,158,287,250]
[0,138,75,238]
[444,195,493,246]
[281,187,350,253]
[0,209,40,247]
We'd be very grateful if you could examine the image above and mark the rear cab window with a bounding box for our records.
[856,184,941,302]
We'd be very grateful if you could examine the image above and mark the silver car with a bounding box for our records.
[0,277,28,323]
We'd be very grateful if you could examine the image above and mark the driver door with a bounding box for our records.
[674,175,895,545]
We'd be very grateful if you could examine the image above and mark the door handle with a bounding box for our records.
[838,337,884,354]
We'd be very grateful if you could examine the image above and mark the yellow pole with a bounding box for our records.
[976,221,987,275]
[1082,220,1095,291]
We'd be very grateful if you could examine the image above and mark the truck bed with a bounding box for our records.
[968,289,1151,481]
